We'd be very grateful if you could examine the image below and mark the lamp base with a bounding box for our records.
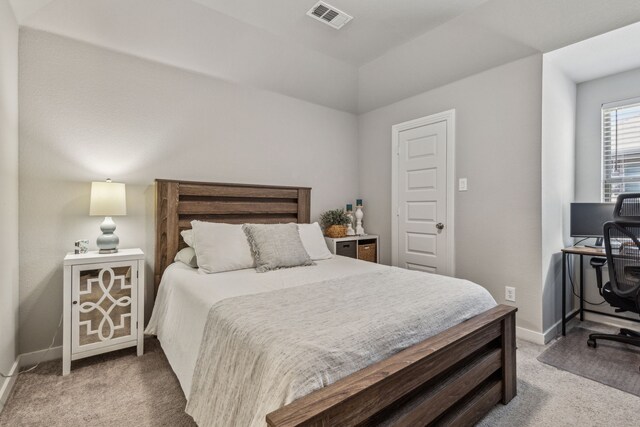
[97,216,120,254]
[98,248,118,254]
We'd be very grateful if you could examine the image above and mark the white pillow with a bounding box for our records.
[298,222,333,260]
[174,247,198,268]
[181,229,194,247]
[191,221,255,274]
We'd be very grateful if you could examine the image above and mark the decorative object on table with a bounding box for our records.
[90,179,127,254]
[320,208,351,238]
[74,239,89,254]
[355,199,365,236]
[345,204,356,236]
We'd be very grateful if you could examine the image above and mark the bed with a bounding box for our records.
[150,179,517,426]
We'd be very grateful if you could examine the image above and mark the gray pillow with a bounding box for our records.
[242,223,314,273]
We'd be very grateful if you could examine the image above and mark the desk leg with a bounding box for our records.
[579,254,584,322]
[562,251,567,336]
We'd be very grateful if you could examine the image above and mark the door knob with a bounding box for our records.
[436,223,445,230]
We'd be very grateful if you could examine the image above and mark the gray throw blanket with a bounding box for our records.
[185,268,496,426]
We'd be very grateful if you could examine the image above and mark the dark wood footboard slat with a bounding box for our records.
[433,379,502,426]
[267,305,517,427]
[381,348,502,426]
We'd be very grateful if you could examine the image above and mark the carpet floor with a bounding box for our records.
[0,339,196,426]
[1,323,639,426]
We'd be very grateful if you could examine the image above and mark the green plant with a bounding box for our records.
[320,209,352,228]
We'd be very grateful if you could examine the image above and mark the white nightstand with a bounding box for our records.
[63,248,145,375]
[324,235,379,263]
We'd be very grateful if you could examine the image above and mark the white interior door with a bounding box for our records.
[393,113,453,275]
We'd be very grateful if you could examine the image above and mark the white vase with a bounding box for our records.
[346,211,355,236]
[355,206,365,235]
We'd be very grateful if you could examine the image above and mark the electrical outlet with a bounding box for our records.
[458,178,468,191]
[505,286,516,302]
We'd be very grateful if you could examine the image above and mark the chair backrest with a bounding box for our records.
[613,192,640,222]
[605,193,640,298]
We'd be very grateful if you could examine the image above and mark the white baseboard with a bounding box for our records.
[516,311,578,345]
[0,358,20,413]
[19,346,62,368]
[516,326,546,345]
[583,311,639,330]
[516,308,639,346]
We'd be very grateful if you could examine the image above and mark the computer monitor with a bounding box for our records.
[570,202,615,246]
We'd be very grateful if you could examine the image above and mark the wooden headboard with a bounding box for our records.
[154,179,311,295]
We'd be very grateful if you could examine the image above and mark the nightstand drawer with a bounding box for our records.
[336,241,357,258]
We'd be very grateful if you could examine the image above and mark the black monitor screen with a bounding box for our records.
[570,203,615,237]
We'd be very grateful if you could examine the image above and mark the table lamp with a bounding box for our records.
[90,179,126,254]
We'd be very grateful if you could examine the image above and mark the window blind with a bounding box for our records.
[602,100,640,202]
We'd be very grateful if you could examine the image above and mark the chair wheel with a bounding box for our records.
[587,339,597,348]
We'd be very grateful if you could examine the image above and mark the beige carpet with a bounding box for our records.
[1,326,639,426]
[0,339,195,426]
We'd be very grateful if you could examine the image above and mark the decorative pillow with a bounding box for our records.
[181,229,194,247]
[191,221,255,274]
[298,222,333,260]
[242,223,315,273]
[174,247,198,268]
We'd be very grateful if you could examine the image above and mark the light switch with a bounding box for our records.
[458,178,468,191]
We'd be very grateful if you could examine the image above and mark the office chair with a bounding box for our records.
[587,193,640,351]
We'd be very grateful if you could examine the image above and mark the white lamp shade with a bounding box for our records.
[90,181,127,216]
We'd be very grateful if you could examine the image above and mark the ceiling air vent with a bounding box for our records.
[307,1,353,30]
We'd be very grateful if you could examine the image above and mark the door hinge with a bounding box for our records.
[136,270,139,279]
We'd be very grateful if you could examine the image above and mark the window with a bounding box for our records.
[602,98,640,202]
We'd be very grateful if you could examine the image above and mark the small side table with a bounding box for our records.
[63,248,145,375]
[324,235,379,263]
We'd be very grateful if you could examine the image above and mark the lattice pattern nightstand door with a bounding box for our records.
[72,262,138,353]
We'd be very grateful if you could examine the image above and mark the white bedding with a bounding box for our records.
[145,256,387,396]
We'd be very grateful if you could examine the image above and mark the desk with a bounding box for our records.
[561,246,640,336]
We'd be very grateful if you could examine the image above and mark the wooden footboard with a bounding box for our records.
[267,305,517,427]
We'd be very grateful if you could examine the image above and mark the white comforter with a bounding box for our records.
[146,256,387,396]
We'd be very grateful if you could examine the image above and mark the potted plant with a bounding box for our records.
[320,209,352,238]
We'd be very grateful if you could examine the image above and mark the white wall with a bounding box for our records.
[0,0,19,408]
[540,56,576,335]
[358,55,544,333]
[18,29,359,354]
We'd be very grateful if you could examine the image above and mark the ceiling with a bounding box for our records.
[358,0,640,111]
[546,20,640,84]
[8,0,55,23]
[10,0,490,66]
[8,0,640,113]
[189,0,489,65]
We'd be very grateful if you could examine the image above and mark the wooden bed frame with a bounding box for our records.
[155,179,517,427]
